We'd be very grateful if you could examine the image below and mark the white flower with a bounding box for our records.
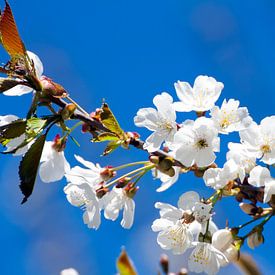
[172,117,220,167]
[203,159,239,190]
[60,268,79,275]
[65,155,103,188]
[211,229,237,265]
[173,75,223,112]
[226,142,256,182]
[104,187,135,229]
[134,92,177,152]
[210,99,252,134]
[188,242,228,275]
[152,166,181,192]
[248,166,275,203]
[240,116,275,165]
[39,141,70,183]
[0,115,31,156]
[64,183,102,230]
[152,191,216,254]
[3,51,43,96]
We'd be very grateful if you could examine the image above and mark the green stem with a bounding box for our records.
[238,211,273,230]
[112,161,150,171]
[105,164,155,188]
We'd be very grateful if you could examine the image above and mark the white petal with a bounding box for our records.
[121,198,135,229]
[27,51,44,77]
[3,85,33,96]
[177,191,200,210]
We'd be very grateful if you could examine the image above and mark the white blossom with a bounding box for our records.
[172,117,220,167]
[134,92,177,152]
[188,242,228,275]
[210,99,252,134]
[39,141,70,183]
[104,187,135,229]
[248,166,275,203]
[173,75,223,112]
[240,116,275,165]
[226,142,256,182]
[65,155,103,188]
[3,51,43,96]
[152,191,216,254]
[203,159,239,190]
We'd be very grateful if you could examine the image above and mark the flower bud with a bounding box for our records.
[160,254,169,274]
[149,155,159,164]
[61,104,76,120]
[212,229,233,252]
[239,203,257,215]
[224,244,239,263]
[40,76,68,98]
[247,229,264,249]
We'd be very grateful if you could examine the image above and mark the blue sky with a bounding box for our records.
[0,0,275,274]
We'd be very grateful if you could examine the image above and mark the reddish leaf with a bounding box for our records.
[0,1,26,57]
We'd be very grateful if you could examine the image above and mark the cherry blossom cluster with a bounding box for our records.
[0,2,274,273]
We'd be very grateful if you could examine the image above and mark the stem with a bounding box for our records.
[238,210,273,230]
[105,164,155,188]
[112,161,150,171]
[207,190,222,205]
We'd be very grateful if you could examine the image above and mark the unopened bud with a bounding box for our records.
[61,103,77,120]
[160,254,169,274]
[96,187,109,198]
[40,76,68,98]
[212,229,233,252]
[239,203,257,215]
[100,166,116,181]
[247,229,264,249]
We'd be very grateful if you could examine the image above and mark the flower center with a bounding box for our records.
[261,144,271,154]
[196,139,208,149]
[168,224,187,248]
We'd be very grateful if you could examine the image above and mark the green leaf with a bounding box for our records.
[100,103,125,138]
[19,134,46,204]
[26,117,47,137]
[93,132,120,142]
[116,250,137,275]
[0,119,26,144]
[103,140,122,156]
[0,77,21,93]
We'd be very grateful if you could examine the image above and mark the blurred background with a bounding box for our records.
[0,0,275,274]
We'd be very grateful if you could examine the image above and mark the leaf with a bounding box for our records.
[116,250,137,275]
[100,103,125,138]
[0,77,21,92]
[0,119,26,144]
[103,140,122,156]
[26,117,47,137]
[19,134,46,204]
[93,132,120,142]
[0,1,26,57]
